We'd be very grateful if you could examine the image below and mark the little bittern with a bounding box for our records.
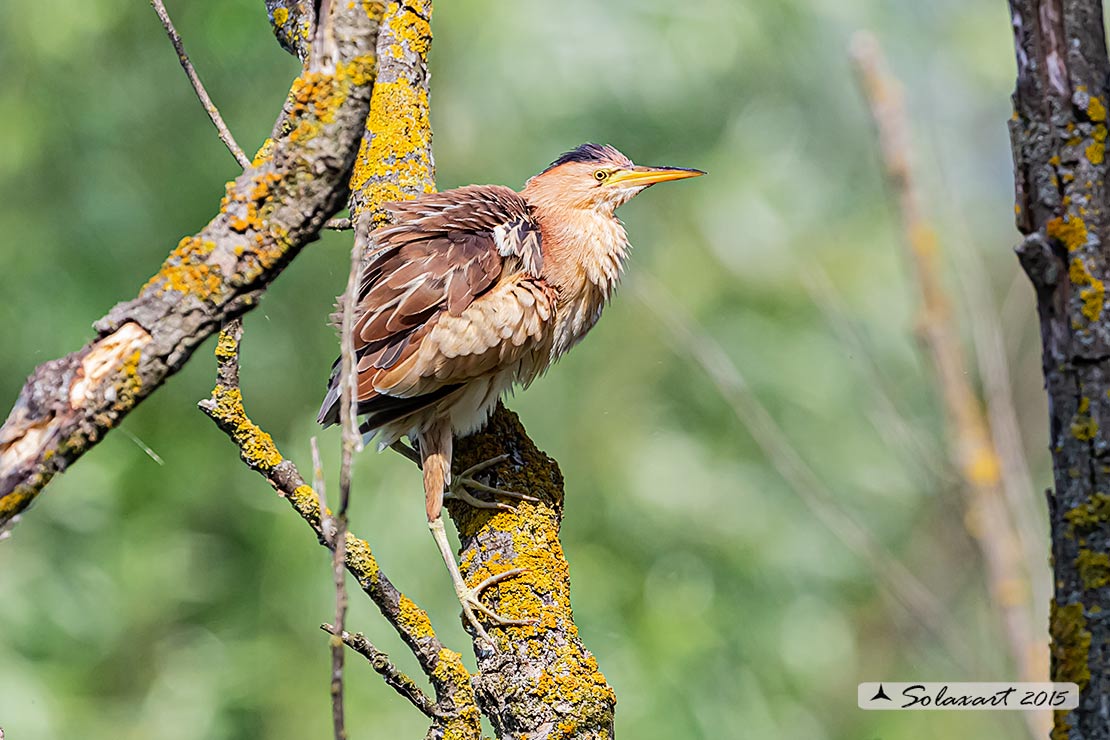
[318,143,703,642]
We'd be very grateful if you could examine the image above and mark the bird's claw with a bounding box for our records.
[456,568,537,643]
[447,454,539,511]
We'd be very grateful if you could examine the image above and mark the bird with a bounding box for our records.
[318,143,703,643]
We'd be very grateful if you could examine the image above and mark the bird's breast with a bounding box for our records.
[539,213,630,361]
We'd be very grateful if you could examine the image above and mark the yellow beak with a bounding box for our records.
[606,165,706,187]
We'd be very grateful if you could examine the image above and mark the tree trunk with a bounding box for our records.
[1008,1,1110,736]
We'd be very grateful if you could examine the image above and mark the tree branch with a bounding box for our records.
[0,3,380,525]
[329,0,364,719]
[198,319,481,739]
[150,0,252,169]
[266,0,315,62]
[452,411,617,737]
[1007,1,1110,736]
[321,623,439,720]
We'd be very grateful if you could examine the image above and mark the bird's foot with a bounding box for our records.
[446,454,538,511]
[455,568,536,642]
[429,518,537,647]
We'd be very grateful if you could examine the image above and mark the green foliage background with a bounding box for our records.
[0,1,1047,738]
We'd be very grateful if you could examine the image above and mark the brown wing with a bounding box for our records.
[317,184,549,429]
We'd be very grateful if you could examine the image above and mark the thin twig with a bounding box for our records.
[851,31,1044,738]
[321,624,439,719]
[149,0,252,170]
[326,159,365,740]
[326,217,353,231]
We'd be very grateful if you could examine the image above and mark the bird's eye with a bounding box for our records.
[593,169,609,182]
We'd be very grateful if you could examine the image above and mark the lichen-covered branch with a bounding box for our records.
[266,0,315,62]
[1007,1,1110,737]
[348,0,434,231]
[452,413,617,738]
[0,2,382,525]
[321,624,439,720]
[199,320,480,740]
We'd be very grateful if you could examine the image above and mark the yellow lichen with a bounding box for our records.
[1066,492,1110,531]
[251,138,275,167]
[1076,549,1110,590]
[396,594,435,639]
[449,408,615,723]
[289,484,319,513]
[1072,396,1099,440]
[144,236,223,301]
[1050,600,1091,692]
[344,535,381,587]
[1052,714,1071,740]
[361,0,387,20]
[1048,215,1089,252]
[272,6,289,25]
[113,350,144,410]
[349,79,435,224]
[0,486,35,520]
[1087,141,1105,165]
[431,647,481,740]
[1069,257,1105,322]
[1090,96,1107,122]
[215,330,240,361]
[348,2,434,223]
[208,385,283,470]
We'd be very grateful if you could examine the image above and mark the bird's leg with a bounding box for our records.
[420,424,533,644]
[446,454,539,510]
[428,518,533,630]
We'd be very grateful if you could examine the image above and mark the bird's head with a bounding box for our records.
[523,143,704,215]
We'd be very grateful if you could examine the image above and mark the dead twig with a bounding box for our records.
[851,30,1043,738]
[321,624,439,719]
[149,0,252,170]
[327,153,365,740]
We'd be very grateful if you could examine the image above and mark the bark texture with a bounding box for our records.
[1008,1,1110,736]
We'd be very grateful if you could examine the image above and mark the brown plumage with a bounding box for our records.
[318,143,703,642]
